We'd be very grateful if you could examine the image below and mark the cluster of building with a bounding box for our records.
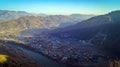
[20,35,110,65]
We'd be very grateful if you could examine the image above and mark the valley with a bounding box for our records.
[0,10,120,67]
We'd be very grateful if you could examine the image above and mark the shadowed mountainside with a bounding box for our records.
[50,10,120,56]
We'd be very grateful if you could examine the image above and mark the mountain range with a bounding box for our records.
[0,10,94,36]
[1,10,120,54]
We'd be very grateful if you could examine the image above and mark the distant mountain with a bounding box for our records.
[0,10,46,23]
[0,16,53,36]
[52,14,95,27]
[0,11,94,36]
[0,10,94,24]
[50,10,120,56]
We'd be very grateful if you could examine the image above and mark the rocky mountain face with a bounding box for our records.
[50,10,120,56]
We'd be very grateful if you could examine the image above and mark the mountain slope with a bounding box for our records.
[50,10,120,56]
[0,41,40,67]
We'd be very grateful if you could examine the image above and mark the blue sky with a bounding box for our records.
[0,0,119,15]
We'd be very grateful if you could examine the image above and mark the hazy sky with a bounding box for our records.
[0,0,119,15]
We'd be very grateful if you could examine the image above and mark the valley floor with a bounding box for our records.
[1,35,120,67]
[16,35,120,67]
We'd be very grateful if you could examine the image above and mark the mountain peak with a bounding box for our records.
[108,10,120,23]
[109,10,120,14]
